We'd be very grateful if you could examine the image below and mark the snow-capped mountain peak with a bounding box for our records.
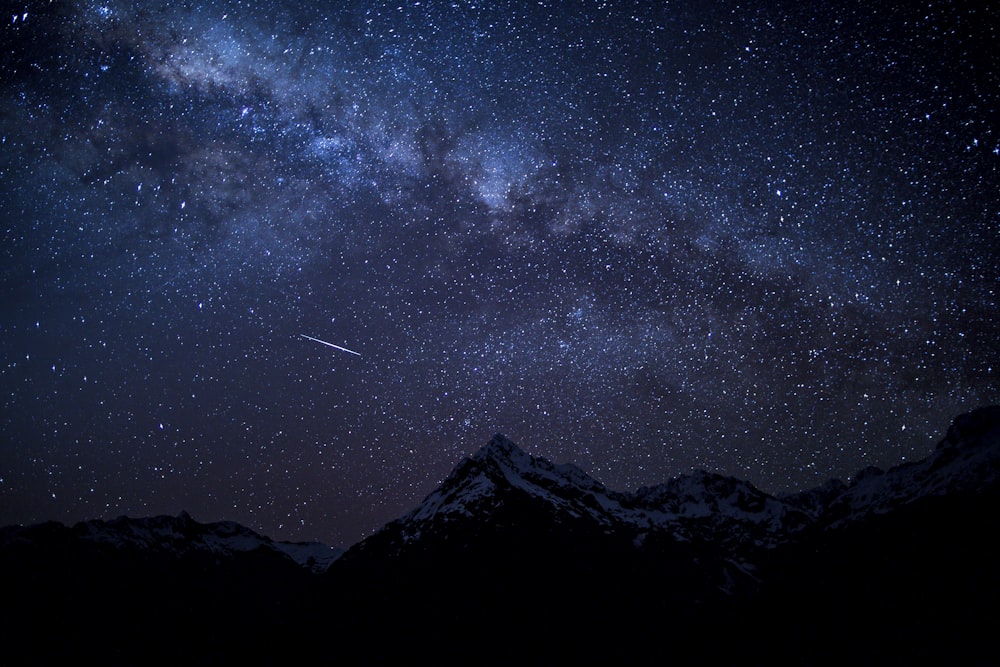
[366,407,1000,560]
[472,432,525,465]
[403,433,609,526]
[475,433,608,494]
[387,433,808,551]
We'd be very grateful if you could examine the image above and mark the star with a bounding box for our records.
[0,0,996,547]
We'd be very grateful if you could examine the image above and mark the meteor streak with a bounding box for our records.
[300,334,362,357]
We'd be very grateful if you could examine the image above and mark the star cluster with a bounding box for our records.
[1,0,997,546]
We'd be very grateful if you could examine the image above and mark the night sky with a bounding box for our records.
[2,0,997,547]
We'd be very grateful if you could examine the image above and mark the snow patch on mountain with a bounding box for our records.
[4,511,343,573]
[821,405,1000,526]
[397,434,810,550]
[389,407,1000,555]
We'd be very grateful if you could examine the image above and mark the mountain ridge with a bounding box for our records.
[322,405,1000,663]
[0,509,343,573]
[6,405,997,559]
[2,406,998,664]
[345,405,1000,564]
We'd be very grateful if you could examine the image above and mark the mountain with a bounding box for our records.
[323,405,1000,663]
[783,404,1000,520]
[368,432,811,553]
[0,512,342,664]
[2,405,998,664]
[0,510,343,573]
[339,404,1000,572]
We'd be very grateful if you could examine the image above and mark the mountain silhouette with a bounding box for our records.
[2,406,998,664]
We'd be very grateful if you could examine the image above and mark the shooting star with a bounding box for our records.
[300,334,362,357]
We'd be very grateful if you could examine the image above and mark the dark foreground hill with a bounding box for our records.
[0,512,341,664]
[2,406,999,665]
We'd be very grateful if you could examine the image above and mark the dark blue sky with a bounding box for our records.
[2,0,997,546]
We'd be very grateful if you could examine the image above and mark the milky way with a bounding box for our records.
[1,0,997,546]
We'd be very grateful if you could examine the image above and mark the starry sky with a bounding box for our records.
[1,0,997,547]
